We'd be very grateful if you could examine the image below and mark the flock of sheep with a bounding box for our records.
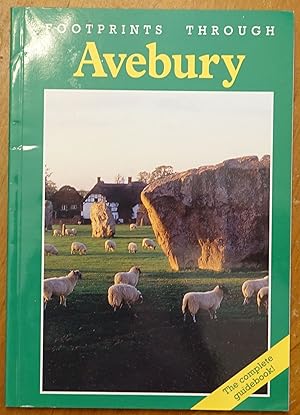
[43,225,269,319]
[181,274,269,323]
[45,237,156,256]
[43,265,143,311]
[44,224,156,257]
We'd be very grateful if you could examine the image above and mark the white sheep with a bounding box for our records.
[107,283,143,312]
[142,238,156,250]
[257,286,269,315]
[53,229,62,237]
[182,285,228,323]
[114,266,141,287]
[128,242,138,254]
[242,275,269,305]
[65,228,77,236]
[71,241,87,255]
[44,244,58,256]
[105,239,116,252]
[44,270,82,309]
[129,223,137,231]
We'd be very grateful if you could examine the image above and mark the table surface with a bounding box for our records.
[0,1,299,414]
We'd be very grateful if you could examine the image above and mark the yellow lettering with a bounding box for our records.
[146,42,171,79]
[125,53,146,78]
[103,54,127,78]
[222,55,246,88]
[173,55,197,79]
[73,42,246,88]
[199,54,220,79]
[73,42,107,77]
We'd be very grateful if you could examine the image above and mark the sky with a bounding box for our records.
[44,90,273,191]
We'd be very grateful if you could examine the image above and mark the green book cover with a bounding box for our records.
[6,7,293,411]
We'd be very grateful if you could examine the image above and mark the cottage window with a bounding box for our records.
[70,204,77,210]
[61,204,68,211]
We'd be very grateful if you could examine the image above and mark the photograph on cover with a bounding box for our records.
[42,90,272,394]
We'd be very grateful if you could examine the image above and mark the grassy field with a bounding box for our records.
[43,224,268,393]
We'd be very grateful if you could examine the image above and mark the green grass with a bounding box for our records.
[44,224,266,320]
[43,224,268,392]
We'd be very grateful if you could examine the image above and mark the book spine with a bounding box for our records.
[5,7,26,407]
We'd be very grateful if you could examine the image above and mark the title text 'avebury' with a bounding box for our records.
[73,42,246,88]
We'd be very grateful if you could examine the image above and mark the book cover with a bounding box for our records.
[6,7,294,411]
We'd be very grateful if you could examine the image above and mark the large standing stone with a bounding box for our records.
[90,201,116,238]
[141,156,270,271]
[45,200,53,231]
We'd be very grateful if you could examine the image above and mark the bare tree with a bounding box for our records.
[45,166,57,200]
[115,173,125,184]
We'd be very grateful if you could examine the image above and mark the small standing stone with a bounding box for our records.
[45,200,53,231]
[90,201,116,238]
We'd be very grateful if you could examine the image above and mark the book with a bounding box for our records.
[6,7,294,411]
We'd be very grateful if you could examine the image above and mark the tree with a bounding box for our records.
[78,189,88,198]
[150,165,174,182]
[137,171,151,184]
[45,166,57,200]
[115,173,125,184]
[137,166,175,184]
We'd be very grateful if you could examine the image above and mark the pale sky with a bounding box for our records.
[44,90,273,190]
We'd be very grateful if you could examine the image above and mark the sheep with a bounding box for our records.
[128,242,138,254]
[107,283,143,312]
[257,286,269,315]
[53,229,62,237]
[71,241,87,255]
[182,285,228,323]
[44,244,58,256]
[65,228,77,236]
[44,270,82,309]
[142,238,156,250]
[114,266,141,287]
[129,223,137,231]
[105,239,116,252]
[242,275,269,305]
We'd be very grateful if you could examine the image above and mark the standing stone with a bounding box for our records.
[141,156,270,272]
[45,200,53,231]
[136,204,151,226]
[90,201,116,238]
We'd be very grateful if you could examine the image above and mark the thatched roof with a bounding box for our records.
[84,180,146,207]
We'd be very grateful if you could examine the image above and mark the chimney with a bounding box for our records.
[97,177,101,183]
[128,177,132,184]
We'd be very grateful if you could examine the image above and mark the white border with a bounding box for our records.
[40,89,273,399]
